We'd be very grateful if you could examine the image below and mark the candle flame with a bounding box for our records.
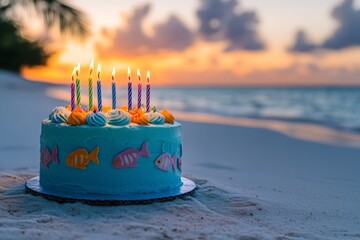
[72,66,76,81]
[89,58,94,75]
[76,63,80,76]
[127,66,131,81]
[147,70,150,83]
[112,68,115,81]
[97,64,101,79]
[137,69,141,82]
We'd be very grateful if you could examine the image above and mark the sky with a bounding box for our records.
[21,0,360,86]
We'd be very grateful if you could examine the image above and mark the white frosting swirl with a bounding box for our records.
[49,106,71,123]
[144,112,165,124]
[106,109,131,126]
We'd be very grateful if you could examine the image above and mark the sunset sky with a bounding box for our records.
[22,0,360,86]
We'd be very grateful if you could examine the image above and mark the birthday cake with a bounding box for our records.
[40,106,182,195]
[38,64,185,196]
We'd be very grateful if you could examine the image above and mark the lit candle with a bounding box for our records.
[127,66,132,111]
[97,64,102,111]
[88,58,94,111]
[146,70,150,112]
[71,67,76,111]
[75,63,81,106]
[111,68,116,109]
[137,69,142,109]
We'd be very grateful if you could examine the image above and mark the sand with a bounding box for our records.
[0,70,359,239]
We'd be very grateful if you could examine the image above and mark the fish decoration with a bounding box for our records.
[41,145,59,168]
[178,158,182,171]
[113,142,151,168]
[66,147,100,169]
[155,153,177,172]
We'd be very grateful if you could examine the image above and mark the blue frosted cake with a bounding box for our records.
[40,106,183,195]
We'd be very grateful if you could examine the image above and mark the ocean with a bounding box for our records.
[54,86,360,133]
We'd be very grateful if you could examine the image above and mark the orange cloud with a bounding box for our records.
[96,4,194,58]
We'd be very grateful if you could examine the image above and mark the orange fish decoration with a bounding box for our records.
[68,105,87,125]
[161,110,175,124]
[129,107,150,125]
[66,147,100,169]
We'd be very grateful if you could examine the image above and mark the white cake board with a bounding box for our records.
[25,176,196,205]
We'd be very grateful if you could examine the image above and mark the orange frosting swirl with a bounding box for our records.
[161,110,175,124]
[102,106,111,113]
[133,114,150,125]
[129,107,149,125]
[119,105,128,112]
[68,105,87,126]
[129,107,145,115]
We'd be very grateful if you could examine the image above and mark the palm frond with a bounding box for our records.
[2,0,90,39]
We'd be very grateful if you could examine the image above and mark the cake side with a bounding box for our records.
[40,120,183,195]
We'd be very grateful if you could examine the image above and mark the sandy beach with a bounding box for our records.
[1,70,360,239]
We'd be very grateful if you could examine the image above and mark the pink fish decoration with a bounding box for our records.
[113,142,151,168]
[155,153,177,172]
[41,145,59,168]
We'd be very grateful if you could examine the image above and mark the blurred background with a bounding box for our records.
[1,0,360,133]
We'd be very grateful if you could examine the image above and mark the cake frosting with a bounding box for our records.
[49,106,71,124]
[68,106,87,125]
[39,106,183,195]
[86,111,107,126]
[106,109,131,126]
[145,112,165,124]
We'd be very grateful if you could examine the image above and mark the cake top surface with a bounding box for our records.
[42,118,180,128]
[47,105,177,127]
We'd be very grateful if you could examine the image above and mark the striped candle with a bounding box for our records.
[70,67,76,110]
[111,68,116,109]
[146,70,150,112]
[71,82,75,110]
[88,58,94,111]
[75,63,81,106]
[71,67,76,111]
[137,69,142,109]
[97,64,102,111]
[88,76,93,111]
[128,67,132,110]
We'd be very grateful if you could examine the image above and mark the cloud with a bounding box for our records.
[97,0,266,57]
[289,0,360,52]
[197,0,236,37]
[152,15,194,51]
[96,4,194,56]
[196,0,265,51]
[288,30,318,52]
[322,0,360,49]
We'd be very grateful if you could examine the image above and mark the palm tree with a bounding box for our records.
[0,0,90,72]
[0,0,90,39]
